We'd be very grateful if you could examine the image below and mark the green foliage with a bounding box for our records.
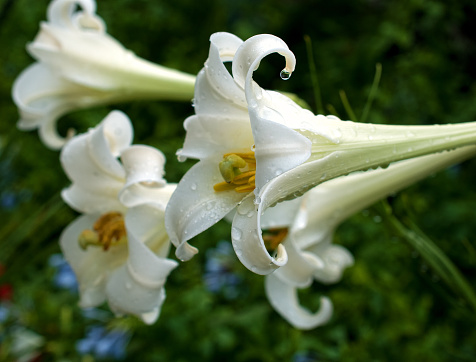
[1,0,476,361]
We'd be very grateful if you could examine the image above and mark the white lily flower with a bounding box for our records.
[12,0,195,149]
[165,32,476,275]
[59,110,178,324]
[262,145,476,329]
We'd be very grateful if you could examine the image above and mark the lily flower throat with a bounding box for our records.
[214,151,256,193]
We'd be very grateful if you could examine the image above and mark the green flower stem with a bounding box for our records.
[338,89,358,123]
[360,63,382,123]
[379,200,476,313]
[304,35,324,114]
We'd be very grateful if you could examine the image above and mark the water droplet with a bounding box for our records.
[247,211,254,218]
[320,173,327,181]
[177,154,187,162]
[254,196,261,205]
[280,69,292,80]
[238,201,254,215]
[251,265,258,273]
[368,135,373,140]
[275,169,283,176]
[333,128,342,140]
[190,183,197,191]
[373,215,382,223]
[231,227,242,240]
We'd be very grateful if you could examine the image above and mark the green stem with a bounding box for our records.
[361,63,382,123]
[339,89,358,122]
[379,200,476,313]
[304,35,324,115]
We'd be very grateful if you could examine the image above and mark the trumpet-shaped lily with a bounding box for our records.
[60,110,178,324]
[12,0,195,149]
[262,145,476,329]
[165,32,476,275]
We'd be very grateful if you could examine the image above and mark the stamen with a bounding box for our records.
[214,152,256,193]
[78,212,127,251]
[262,228,289,252]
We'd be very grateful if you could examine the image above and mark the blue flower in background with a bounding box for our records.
[292,351,320,362]
[203,240,242,299]
[76,325,131,360]
[0,192,17,210]
[48,254,78,293]
[0,303,9,323]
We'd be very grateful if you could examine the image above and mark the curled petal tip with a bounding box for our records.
[232,33,296,90]
[176,242,199,261]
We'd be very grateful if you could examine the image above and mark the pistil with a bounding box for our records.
[214,152,256,193]
[78,212,127,251]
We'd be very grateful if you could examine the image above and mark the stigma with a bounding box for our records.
[78,212,127,251]
[214,151,256,193]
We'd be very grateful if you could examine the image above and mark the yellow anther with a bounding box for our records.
[232,171,256,184]
[213,182,237,192]
[234,185,255,193]
[78,212,127,251]
[214,152,257,193]
[262,228,289,252]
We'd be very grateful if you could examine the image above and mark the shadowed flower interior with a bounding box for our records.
[78,212,127,251]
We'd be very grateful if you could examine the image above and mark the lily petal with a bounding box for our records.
[232,34,311,193]
[309,242,354,284]
[60,111,132,213]
[59,213,129,308]
[118,145,168,207]
[106,205,178,324]
[178,114,253,161]
[231,194,288,274]
[272,236,324,288]
[166,160,245,261]
[265,273,333,330]
[202,32,247,110]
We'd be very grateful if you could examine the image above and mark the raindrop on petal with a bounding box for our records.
[231,227,242,241]
[280,69,292,80]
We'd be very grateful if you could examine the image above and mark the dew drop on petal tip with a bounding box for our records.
[280,69,292,80]
[231,227,242,241]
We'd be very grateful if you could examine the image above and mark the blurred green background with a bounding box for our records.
[1,0,476,360]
